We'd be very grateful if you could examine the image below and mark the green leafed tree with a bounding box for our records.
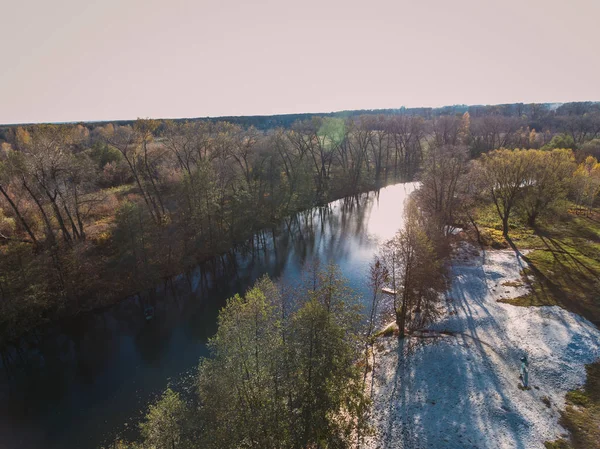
[541,133,575,151]
[196,269,368,449]
[572,156,600,215]
[139,388,188,449]
[519,149,576,227]
[476,148,534,236]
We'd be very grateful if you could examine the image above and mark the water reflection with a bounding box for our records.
[0,182,416,449]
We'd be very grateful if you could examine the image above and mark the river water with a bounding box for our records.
[0,182,416,449]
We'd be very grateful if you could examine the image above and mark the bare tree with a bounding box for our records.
[415,144,468,235]
[100,120,166,225]
[163,120,212,176]
[12,124,93,243]
[0,153,38,245]
[381,200,445,338]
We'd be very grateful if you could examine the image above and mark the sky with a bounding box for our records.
[1,0,599,124]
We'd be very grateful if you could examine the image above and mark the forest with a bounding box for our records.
[0,101,599,350]
[0,101,599,448]
[98,101,600,449]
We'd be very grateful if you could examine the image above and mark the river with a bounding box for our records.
[0,182,417,449]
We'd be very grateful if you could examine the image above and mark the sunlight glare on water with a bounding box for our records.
[0,182,418,449]
[365,182,418,242]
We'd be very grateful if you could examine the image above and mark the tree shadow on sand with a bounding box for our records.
[378,251,536,449]
[506,233,600,329]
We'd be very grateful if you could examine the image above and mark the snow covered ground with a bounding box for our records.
[365,246,600,449]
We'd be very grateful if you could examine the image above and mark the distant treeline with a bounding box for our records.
[203,101,600,132]
[2,101,599,132]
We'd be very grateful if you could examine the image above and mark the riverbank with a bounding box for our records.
[0,178,411,349]
[0,182,418,449]
[365,245,600,448]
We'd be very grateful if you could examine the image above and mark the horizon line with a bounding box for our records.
[2,99,599,128]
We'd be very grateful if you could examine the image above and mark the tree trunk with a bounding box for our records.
[73,185,86,240]
[22,179,56,245]
[398,305,407,339]
[0,183,38,246]
[467,212,482,247]
[41,186,72,243]
[502,215,510,236]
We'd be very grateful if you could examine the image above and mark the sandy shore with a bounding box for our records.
[365,245,600,449]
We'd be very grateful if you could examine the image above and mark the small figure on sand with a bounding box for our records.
[519,354,529,388]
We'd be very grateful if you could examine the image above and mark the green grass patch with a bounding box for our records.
[476,205,600,326]
[501,280,523,288]
[516,236,600,327]
[544,440,571,449]
[566,390,591,408]
[104,183,138,199]
[499,293,556,307]
[475,203,543,249]
[545,362,600,449]
[374,322,398,338]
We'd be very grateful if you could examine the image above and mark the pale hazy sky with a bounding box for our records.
[1,0,599,124]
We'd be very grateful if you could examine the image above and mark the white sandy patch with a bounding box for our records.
[365,246,600,449]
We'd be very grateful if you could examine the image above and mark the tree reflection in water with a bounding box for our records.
[0,182,417,449]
